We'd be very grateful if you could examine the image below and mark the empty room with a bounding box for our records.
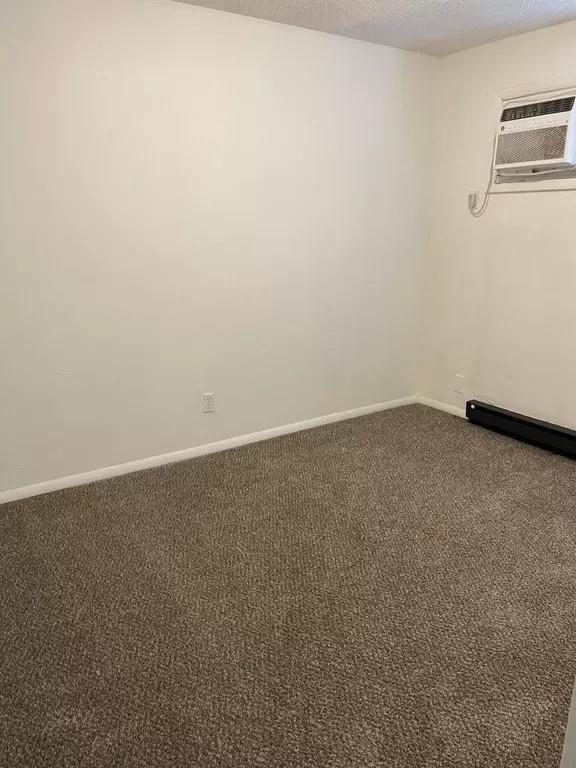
[2,0,576,766]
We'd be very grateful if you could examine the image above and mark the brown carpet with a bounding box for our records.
[1,404,576,768]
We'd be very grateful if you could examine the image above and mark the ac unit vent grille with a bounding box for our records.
[496,125,567,165]
[501,97,575,122]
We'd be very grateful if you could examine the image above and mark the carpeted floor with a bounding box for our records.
[1,404,576,768]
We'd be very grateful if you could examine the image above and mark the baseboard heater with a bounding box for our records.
[466,400,576,460]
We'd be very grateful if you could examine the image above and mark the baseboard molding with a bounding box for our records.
[416,396,466,419]
[0,396,417,505]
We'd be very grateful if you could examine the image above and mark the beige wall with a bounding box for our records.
[5,1,572,495]
[0,0,434,491]
[422,21,576,427]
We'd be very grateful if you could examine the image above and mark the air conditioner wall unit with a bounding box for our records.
[495,95,576,178]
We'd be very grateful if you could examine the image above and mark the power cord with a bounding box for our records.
[468,132,498,218]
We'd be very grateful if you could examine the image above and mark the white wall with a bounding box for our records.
[0,0,434,492]
[422,22,576,427]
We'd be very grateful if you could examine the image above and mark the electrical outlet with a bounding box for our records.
[454,373,466,396]
[203,392,215,414]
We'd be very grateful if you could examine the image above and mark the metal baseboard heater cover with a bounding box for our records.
[466,400,576,460]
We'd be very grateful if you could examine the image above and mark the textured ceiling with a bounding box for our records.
[174,0,576,56]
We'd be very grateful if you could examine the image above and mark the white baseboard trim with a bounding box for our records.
[0,395,417,505]
[416,396,466,419]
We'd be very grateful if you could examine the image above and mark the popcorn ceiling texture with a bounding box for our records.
[176,0,576,55]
